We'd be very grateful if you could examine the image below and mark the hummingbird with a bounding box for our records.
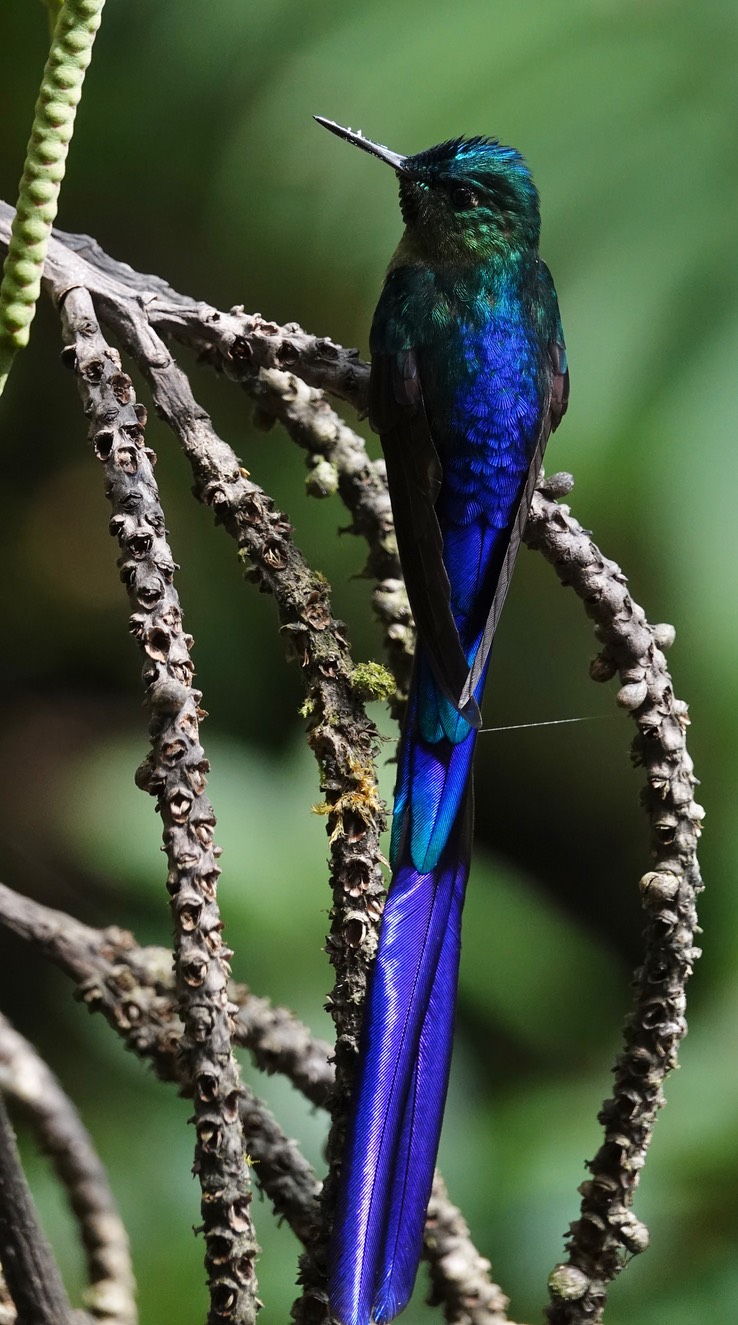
[315,116,568,1325]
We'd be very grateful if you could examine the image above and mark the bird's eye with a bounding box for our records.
[449,185,478,210]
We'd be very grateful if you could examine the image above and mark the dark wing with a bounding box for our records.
[369,349,481,727]
[457,330,569,716]
[549,334,570,432]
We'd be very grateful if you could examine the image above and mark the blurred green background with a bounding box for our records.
[1,1,736,1321]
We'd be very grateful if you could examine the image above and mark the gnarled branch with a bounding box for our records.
[0,1013,136,1325]
[0,1092,74,1325]
[61,287,259,1325]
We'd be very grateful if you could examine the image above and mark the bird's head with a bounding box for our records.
[315,117,540,265]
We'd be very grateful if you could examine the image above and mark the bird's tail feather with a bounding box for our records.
[372,796,470,1323]
[329,767,473,1325]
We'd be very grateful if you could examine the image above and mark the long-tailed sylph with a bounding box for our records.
[315,116,569,1325]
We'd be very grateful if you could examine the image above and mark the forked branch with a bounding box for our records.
[0,1013,136,1325]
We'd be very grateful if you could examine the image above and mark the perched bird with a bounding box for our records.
[315,116,569,1325]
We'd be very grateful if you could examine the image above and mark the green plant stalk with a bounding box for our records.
[0,0,105,397]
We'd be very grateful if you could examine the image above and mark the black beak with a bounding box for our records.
[314,117,408,174]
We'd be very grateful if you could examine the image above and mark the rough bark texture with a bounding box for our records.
[425,1175,517,1325]
[0,1093,73,1325]
[60,287,260,1325]
[527,476,703,1324]
[0,1013,136,1324]
[0,882,511,1318]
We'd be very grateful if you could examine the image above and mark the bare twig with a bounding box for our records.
[52,264,388,1319]
[0,886,322,1247]
[234,993,333,1110]
[247,365,413,710]
[0,1091,74,1325]
[59,288,259,1325]
[0,881,334,1110]
[0,886,182,1079]
[238,1090,321,1246]
[526,474,703,1324]
[0,203,413,709]
[26,213,387,1013]
[0,1013,136,1325]
[36,218,370,409]
[0,882,506,1316]
[424,1176,514,1325]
